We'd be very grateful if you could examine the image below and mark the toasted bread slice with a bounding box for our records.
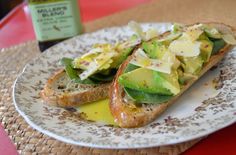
[41,69,110,107]
[109,23,235,128]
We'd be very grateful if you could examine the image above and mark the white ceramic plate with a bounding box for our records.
[13,23,236,149]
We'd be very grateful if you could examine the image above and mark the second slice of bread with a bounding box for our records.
[41,69,110,107]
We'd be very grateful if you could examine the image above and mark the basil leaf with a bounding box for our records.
[122,63,173,104]
[90,69,117,82]
[60,58,78,79]
[210,39,226,55]
[60,57,97,84]
[124,87,173,104]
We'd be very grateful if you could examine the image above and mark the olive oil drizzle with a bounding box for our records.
[77,99,117,126]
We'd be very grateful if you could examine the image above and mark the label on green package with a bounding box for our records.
[29,0,82,41]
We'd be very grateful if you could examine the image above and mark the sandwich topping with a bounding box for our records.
[60,22,236,104]
[118,22,236,105]
[60,34,140,84]
[60,21,161,84]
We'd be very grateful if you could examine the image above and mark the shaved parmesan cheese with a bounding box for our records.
[119,37,141,49]
[128,21,146,40]
[145,28,159,41]
[204,26,222,39]
[73,44,113,70]
[174,24,203,41]
[187,23,203,30]
[158,32,182,42]
[98,59,113,70]
[128,21,158,41]
[169,39,201,57]
[161,50,180,69]
[222,34,236,45]
[185,30,203,41]
[81,47,103,58]
[137,49,149,58]
[130,49,172,74]
[79,52,116,80]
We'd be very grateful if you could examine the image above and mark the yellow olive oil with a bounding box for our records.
[78,99,117,126]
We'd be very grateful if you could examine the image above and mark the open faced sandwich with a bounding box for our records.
[110,22,236,127]
[41,22,236,128]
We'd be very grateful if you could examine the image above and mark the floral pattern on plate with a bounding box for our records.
[13,23,236,149]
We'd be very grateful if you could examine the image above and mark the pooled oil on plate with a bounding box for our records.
[78,99,117,126]
[13,23,236,149]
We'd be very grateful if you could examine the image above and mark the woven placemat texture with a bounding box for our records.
[1,0,236,153]
[0,41,202,154]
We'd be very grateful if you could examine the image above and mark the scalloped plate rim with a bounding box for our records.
[12,22,236,149]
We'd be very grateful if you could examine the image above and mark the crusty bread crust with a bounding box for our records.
[41,69,110,107]
[109,23,236,128]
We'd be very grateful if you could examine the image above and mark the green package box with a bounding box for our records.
[29,0,82,41]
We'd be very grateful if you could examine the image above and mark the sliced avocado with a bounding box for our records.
[178,68,197,85]
[200,39,213,62]
[110,35,139,68]
[178,56,204,75]
[198,33,214,62]
[142,40,166,59]
[110,47,133,69]
[153,70,180,95]
[204,27,222,39]
[177,68,184,85]
[124,87,173,104]
[198,33,209,40]
[119,68,172,95]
